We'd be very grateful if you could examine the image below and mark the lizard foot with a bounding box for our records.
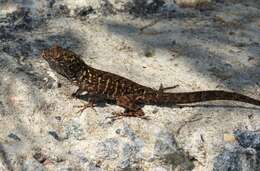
[73,100,96,114]
[108,109,150,120]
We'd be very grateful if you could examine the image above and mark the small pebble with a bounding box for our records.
[8,133,21,141]
[33,152,47,163]
[223,134,236,143]
[55,116,62,121]
[48,131,60,141]
[152,108,159,114]
[144,46,155,57]
[115,129,121,134]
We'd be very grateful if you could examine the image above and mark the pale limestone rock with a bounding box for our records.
[1,0,260,170]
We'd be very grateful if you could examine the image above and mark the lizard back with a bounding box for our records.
[41,45,155,99]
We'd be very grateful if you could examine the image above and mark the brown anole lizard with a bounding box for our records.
[41,45,260,118]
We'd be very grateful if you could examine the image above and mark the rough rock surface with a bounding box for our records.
[0,0,260,170]
[175,0,211,8]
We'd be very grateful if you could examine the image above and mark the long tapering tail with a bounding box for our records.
[143,90,260,106]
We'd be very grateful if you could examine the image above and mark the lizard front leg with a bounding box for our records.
[72,88,87,98]
[72,86,97,113]
[73,99,96,113]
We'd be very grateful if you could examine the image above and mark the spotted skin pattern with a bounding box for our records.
[41,45,260,117]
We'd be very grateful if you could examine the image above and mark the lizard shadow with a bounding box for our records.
[174,104,260,111]
[76,95,260,111]
[75,94,115,107]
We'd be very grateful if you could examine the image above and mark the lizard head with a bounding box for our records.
[41,45,86,82]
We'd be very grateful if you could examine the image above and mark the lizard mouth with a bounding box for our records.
[40,50,48,60]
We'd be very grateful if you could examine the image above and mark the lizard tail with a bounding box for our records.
[144,90,260,106]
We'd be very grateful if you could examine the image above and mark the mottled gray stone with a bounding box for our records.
[64,120,84,140]
[154,131,179,157]
[214,130,260,171]
[154,131,194,170]
[214,150,242,171]
[96,138,119,160]
[21,160,45,171]
[213,147,259,171]
[234,130,260,149]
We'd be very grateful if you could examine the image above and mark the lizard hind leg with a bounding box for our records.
[111,95,149,120]
[159,83,179,92]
